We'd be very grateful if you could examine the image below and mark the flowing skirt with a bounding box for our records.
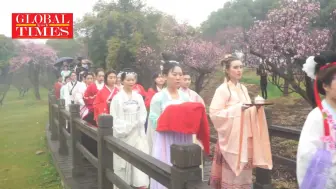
[150,132,193,189]
[209,141,253,189]
[114,134,149,189]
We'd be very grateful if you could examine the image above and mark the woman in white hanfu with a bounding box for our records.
[110,69,149,189]
[297,51,336,189]
[147,54,192,189]
[63,71,86,111]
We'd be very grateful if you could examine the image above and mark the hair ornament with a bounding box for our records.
[125,71,137,77]
[168,60,179,64]
[117,71,123,78]
[302,56,317,79]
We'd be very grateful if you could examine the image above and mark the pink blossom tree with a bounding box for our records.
[10,42,57,100]
[172,39,225,93]
[246,0,331,104]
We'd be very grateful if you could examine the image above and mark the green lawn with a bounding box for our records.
[213,68,284,99]
[241,69,283,99]
[0,88,61,189]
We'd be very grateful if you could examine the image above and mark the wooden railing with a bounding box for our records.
[49,94,210,189]
[48,93,301,189]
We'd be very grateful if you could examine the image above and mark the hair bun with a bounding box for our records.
[161,52,178,63]
[122,68,133,72]
[314,51,336,74]
[221,55,239,67]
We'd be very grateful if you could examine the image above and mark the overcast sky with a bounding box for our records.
[0,0,224,42]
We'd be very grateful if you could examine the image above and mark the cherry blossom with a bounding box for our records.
[10,42,57,72]
[173,39,225,73]
[246,0,331,60]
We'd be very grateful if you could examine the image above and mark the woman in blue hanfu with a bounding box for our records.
[297,51,336,189]
[110,69,149,189]
[147,53,191,189]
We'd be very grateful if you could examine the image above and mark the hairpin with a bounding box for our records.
[169,60,179,64]
[117,71,123,78]
[125,72,137,77]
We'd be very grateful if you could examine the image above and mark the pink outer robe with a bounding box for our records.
[209,81,272,187]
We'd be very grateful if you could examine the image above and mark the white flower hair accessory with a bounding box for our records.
[160,60,179,64]
[125,71,137,77]
[302,56,317,79]
[117,71,123,78]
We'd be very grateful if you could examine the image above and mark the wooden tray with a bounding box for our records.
[244,102,274,106]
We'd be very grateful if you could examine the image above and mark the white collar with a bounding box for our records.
[95,80,104,90]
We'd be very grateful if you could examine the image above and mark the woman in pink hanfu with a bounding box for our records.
[209,55,272,189]
[180,71,206,180]
[180,72,205,105]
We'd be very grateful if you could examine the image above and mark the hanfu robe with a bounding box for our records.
[147,88,192,189]
[83,81,104,123]
[63,81,85,111]
[93,85,119,124]
[145,87,162,109]
[73,82,87,118]
[54,81,62,100]
[180,87,204,105]
[297,100,336,189]
[116,84,123,90]
[60,84,68,100]
[133,84,147,98]
[110,90,149,188]
[209,81,272,189]
[180,87,206,180]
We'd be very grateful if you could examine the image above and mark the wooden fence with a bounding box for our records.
[48,93,301,189]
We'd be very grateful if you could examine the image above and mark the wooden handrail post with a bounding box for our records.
[254,108,273,189]
[50,94,58,141]
[69,104,84,177]
[97,114,114,189]
[170,144,202,189]
[58,99,68,155]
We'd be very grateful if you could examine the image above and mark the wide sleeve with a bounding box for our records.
[209,85,242,132]
[145,88,155,109]
[93,91,104,122]
[148,93,161,130]
[62,85,71,109]
[138,94,148,126]
[139,85,147,97]
[110,96,138,138]
[75,83,86,106]
[296,109,324,186]
[192,90,205,106]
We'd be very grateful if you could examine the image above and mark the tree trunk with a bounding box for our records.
[28,64,41,100]
[0,74,12,106]
[283,79,289,96]
[195,73,206,94]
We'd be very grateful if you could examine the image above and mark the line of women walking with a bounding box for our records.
[54,52,274,189]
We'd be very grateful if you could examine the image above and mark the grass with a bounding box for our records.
[241,70,284,99]
[212,68,285,99]
[0,88,61,189]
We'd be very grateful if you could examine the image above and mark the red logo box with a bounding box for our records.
[12,13,73,39]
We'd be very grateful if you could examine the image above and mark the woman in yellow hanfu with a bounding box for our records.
[209,55,273,189]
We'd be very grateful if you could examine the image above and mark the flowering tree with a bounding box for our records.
[246,0,331,105]
[10,42,57,100]
[172,39,225,93]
